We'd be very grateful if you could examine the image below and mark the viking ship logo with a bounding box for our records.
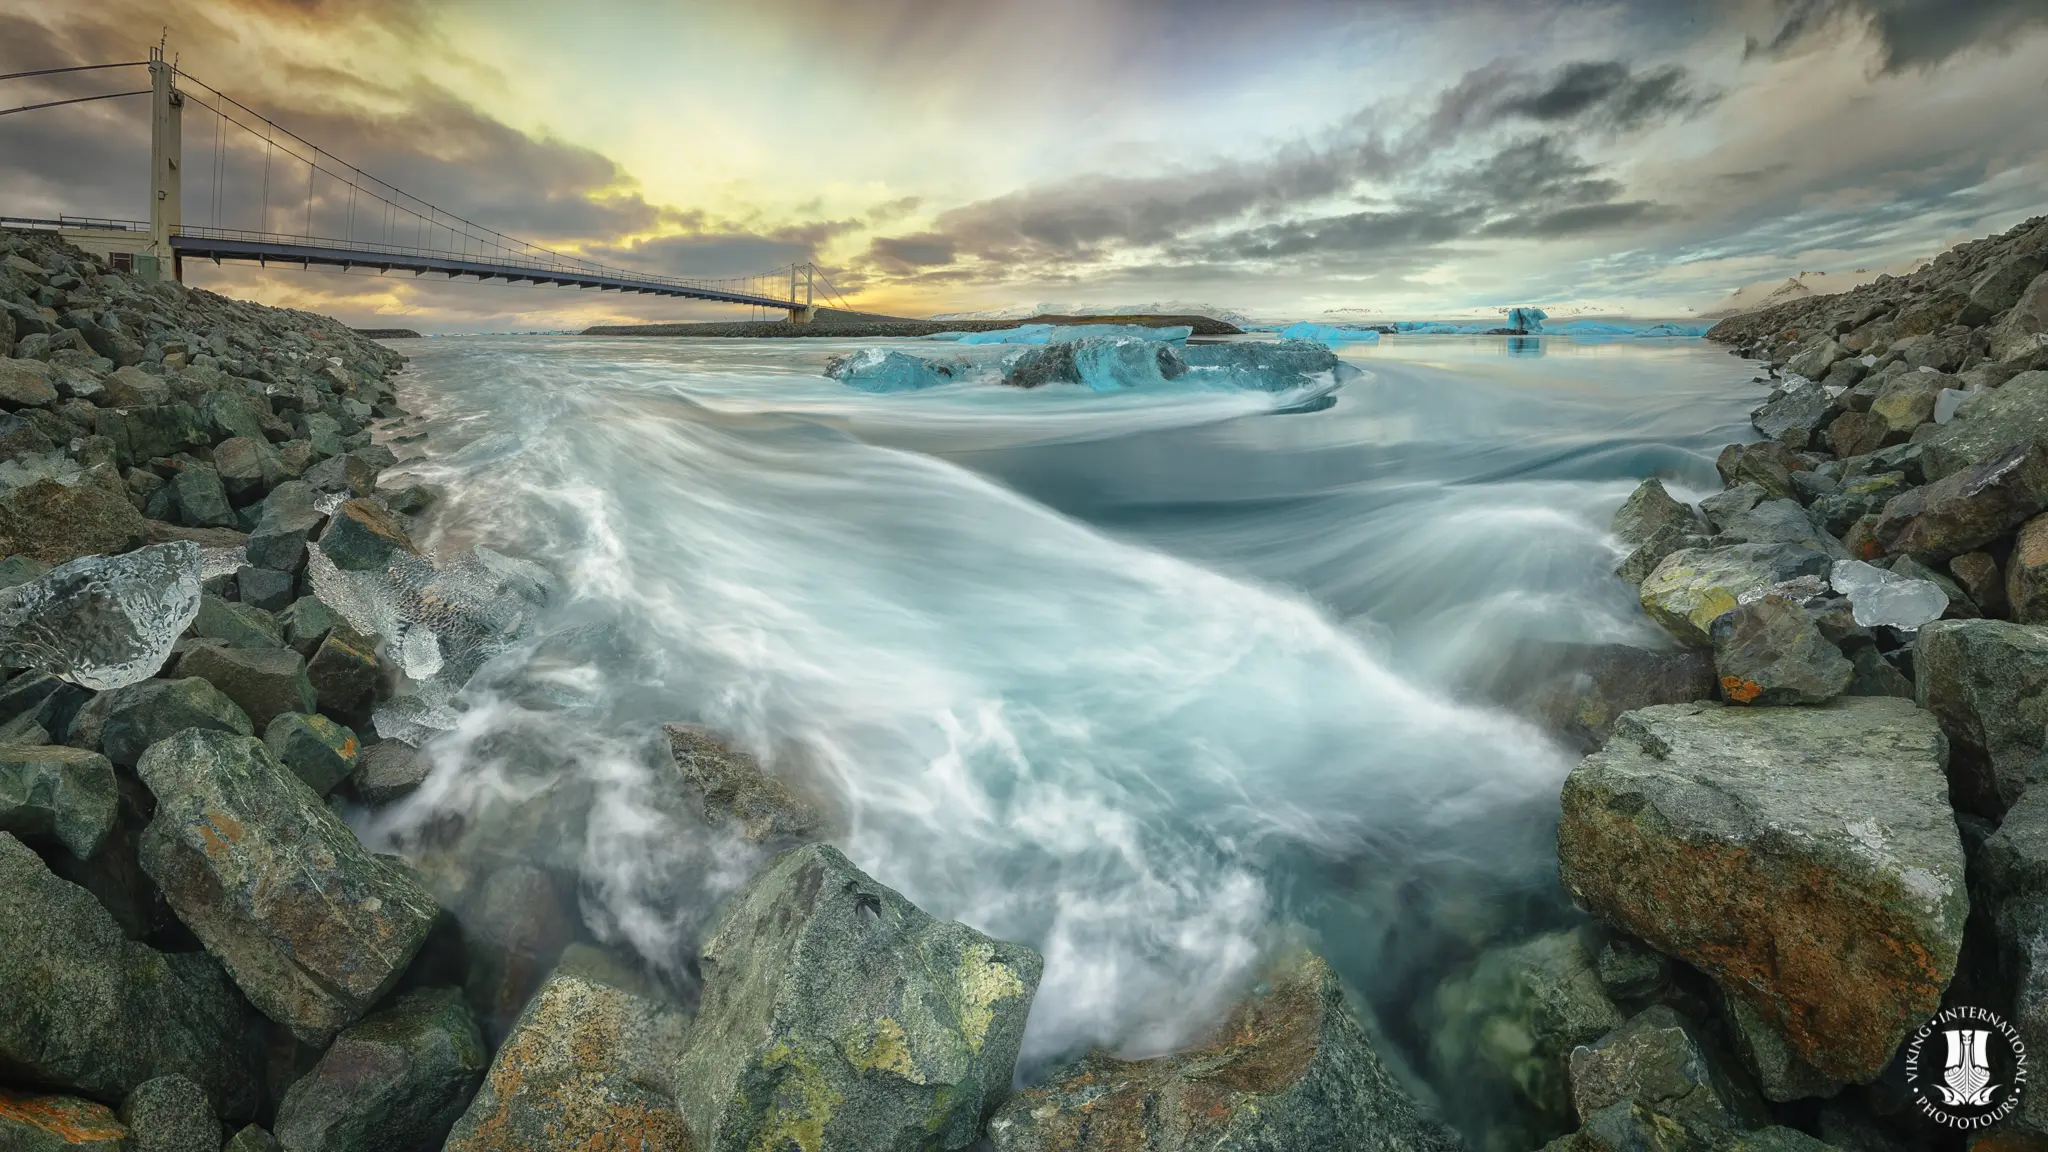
[1938,1028,1998,1107]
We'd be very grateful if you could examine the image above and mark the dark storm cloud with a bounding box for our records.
[1748,0,2048,71]
[1427,58,1717,136]
[867,232,956,272]
[586,218,862,279]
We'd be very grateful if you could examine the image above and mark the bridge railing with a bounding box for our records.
[1,214,150,233]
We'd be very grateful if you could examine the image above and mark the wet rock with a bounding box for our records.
[1614,479,1706,548]
[1617,524,1712,588]
[177,644,315,731]
[1425,929,1624,1132]
[442,945,693,1152]
[662,723,825,846]
[194,594,284,649]
[99,676,253,767]
[235,565,293,612]
[1543,1105,1834,1152]
[272,986,487,1152]
[1594,937,1670,1003]
[302,452,377,498]
[0,833,260,1116]
[171,464,235,529]
[1709,594,1852,706]
[1716,443,1803,501]
[456,863,573,1043]
[1953,550,2010,619]
[0,744,116,857]
[1717,993,1840,1103]
[1637,544,1833,648]
[1918,370,2048,480]
[352,738,428,805]
[378,484,436,516]
[988,952,1460,1152]
[0,357,60,408]
[1873,440,2048,562]
[246,482,323,573]
[1914,619,2048,816]
[118,1075,220,1152]
[262,711,358,796]
[1752,384,1835,449]
[1556,698,1966,1083]
[137,729,440,1045]
[0,473,149,565]
[1567,1005,1766,1131]
[1699,484,1766,533]
[0,1090,129,1150]
[305,624,378,720]
[1490,641,1717,753]
[1716,499,1847,559]
[675,842,1042,1152]
[318,498,416,572]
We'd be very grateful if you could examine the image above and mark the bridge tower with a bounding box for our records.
[787,263,816,323]
[146,44,183,283]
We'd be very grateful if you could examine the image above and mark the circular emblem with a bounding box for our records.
[1903,1006,2028,1130]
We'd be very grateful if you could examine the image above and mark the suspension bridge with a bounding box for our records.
[1,47,863,321]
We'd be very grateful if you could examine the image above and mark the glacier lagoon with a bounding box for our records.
[365,331,1761,1138]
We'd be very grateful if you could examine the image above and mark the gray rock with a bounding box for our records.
[212,437,286,503]
[277,596,336,656]
[1786,338,1846,381]
[442,945,693,1152]
[272,986,487,1152]
[137,729,440,1045]
[317,498,417,572]
[262,711,359,796]
[235,565,293,612]
[177,644,315,732]
[194,594,284,649]
[1810,472,1910,536]
[1828,410,1889,458]
[1638,544,1833,648]
[987,952,1460,1152]
[1716,499,1849,560]
[662,723,825,847]
[1976,788,2048,1141]
[93,405,210,467]
[0,744,116,857]
[1962,253,2048,325]
[1868,374,1945,440]
[1752,384,1835,449]
[1567,1005,1767,1131]
[305,625,378,721]
[675,842,1043,1152]
[1918,370,2048,480]
[1594,937,1670,1002]
[1872,440,2048,562]
[352,738,428,805]
[1952,550,2009,618]
[1716,443,1802,501]
[224,1125,283,1152]
[0,473,149,566]
[1914,619,2048,816]
[98,676,254,767]
[1614,479,1705,548]
[1989,272,2048,362]
[0,357,60,408]
[1616,525,1712,588]
[118,1075,220,1152]
[0,1090,129,1150]
[1699,484,1766,533]
[1718,992,1841,1103]
[247,482,323,573]
[1709,594,1853,706]
[1487,641,1718,754]
[1557,698,1966,1083]
[171,465,235,529]
[0,832,260,1116]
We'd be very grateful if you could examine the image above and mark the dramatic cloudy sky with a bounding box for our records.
[2,0,2045,330]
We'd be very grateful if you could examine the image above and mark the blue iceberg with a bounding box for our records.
[823,348,976,392]
[1277,322,1383,346]
[1505,307,1548,332]
[1002,336,1349,396]
[922,323,1056,345]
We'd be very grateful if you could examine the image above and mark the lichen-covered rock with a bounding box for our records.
[1638,544,1833,648]
[272,986,487,1152]
[1867,374,1945,439]
[0,473,149,565]
[1699,484,1766,533]
[262,711,358,796]
[0,833,260,1116]
[1567,1006,1766,1132]
[318,498,417,572]
[1557,699,1965,1083]
[2009,513,2048,623]
[675,842,1042,1152]
[1828,410,1889,459]
[987,952,1460,1152]
[663,723,825,846]
[441,945,693,1152]
[1810,472,1909,536]
[1613,479,1704,548]
[0,744,116,857]
[1918,371,2048,480]
[1709,594,1853,706]
[1425,929,1623,1135]
[1873,441,2048,562]
[136,729,440,1045]
[118,1075,220,1152]
[177,643,315,732]
[0,358,60,409]
[1716,992,1840,1103]
[1914,619,2048,816]
[0,1090,129,1151]
[98,676,253,767]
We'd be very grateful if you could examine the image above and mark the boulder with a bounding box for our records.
[352,738,428,805]
[1556,699,1966,1083]
[441,945,692,1152]
[1751,384,1835,449]
[1810,472,1910,536]
[201,390,267,443]
[662,723,825,846]
[277,596,336,656]
[194,594,284,649]
[1616,524,1711,588]
[1613,479,1705,548]
[0,357,60,408]
[1709,594,1853,706]
[302,452,378,498]
[1953,550,2010,619]
[170,465,235,529]
[99,367,170,408]
[118,1075,220,1152]
[212,437,286,503]
[0,474,149,565]
[2010,513,2048,623]
[1567,1005,1767,1131]
[1489,642,1717,753]
[1976,788,2048,1141]
[271,986,487,1152]
[987,952,1461,1152]
[1962,254,2048,325]
[136,729,440,1045]
[1637,544,1832,648]
[1914,619,2048,816]
[224,1125,283,1152]
[1918,371,2048,480]
[1989,273,2048,362]
[452,863,574,1043]
[98,676,254,767]
[319,498,416,571]
[1873,441,2048,562]
[1785,338,1845,381]
[235,565,293,612]
[1699,484,1766,533]
[674,842,1042,1152]
[1867,374,1944,440]
[305,625,378,720]
[1717,992,1840,1103]
[0,833,260,1116]
[0,1090,129,1151]
[0,412,56,458]
[1542,1106,1832,1152]
[262,711,359,796]
[93,405,210,467]
[1715,443,1802,502]
[0,744,117,857]
[176,644,316,732]
[1715,499,1847,559]
[1827,410,1889,458]
[246,482,323,573]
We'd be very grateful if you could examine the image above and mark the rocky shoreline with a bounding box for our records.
[3,207,2048,1152]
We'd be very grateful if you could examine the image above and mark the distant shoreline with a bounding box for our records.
[580,313,1244,339]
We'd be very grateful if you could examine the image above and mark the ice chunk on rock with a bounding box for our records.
[1001,337,1188,391]
[824,348,974,393]
[1831,560,1949,630]
[1277,322,1382,345]
[1934,388,1972,425]
[0,542,203,690]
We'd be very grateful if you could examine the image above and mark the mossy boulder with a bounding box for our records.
[272,986,487,1152]
[1637,545,1832,648]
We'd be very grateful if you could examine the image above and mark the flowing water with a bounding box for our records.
[363,332,1761,1115]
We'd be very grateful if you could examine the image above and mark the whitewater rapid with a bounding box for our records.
[361,333,1758,1076]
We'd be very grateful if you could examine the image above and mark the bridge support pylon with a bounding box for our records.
[785,262,816,323]
[146,45,183,283]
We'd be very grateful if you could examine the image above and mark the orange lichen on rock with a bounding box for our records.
[0,1090,128,1148]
